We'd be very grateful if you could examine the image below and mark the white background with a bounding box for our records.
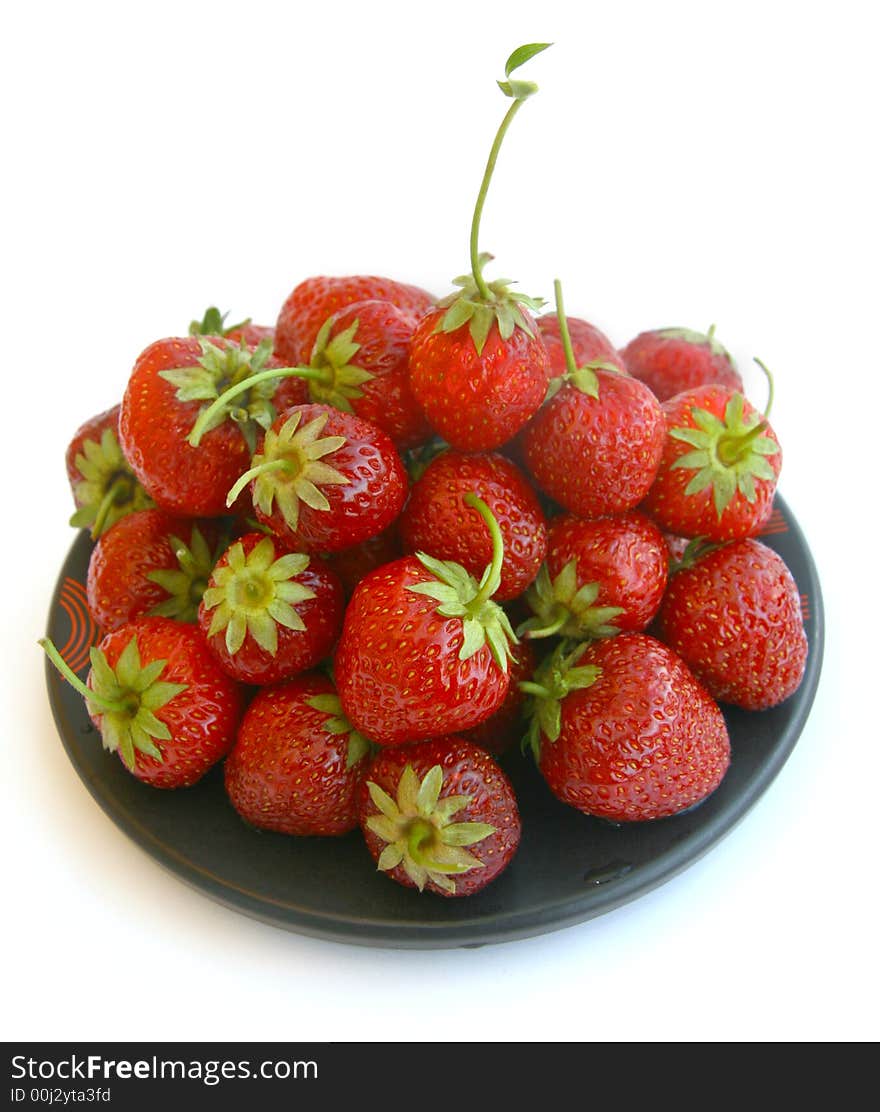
[3,0,877,1042]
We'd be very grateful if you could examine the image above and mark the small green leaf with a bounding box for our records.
[504,42,552,76]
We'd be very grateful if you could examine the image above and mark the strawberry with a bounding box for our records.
[227,403,407,554]
[118,336,308,518]
[521,282,665,519]
[523,635,730,822]
[537,313,627,376]
[198,532,345,686]
[291,298,432,449]
[224,672,372,836]
[274,275,434,367]
[460,637,536,756]
[66,405,153,538]
[399,449,547,601]
[622,325,743,401]
[358,736,521,897]
[335,495,516,746]
[87,508,225,631]
[408,46,553,451]
[41,617,244,788]
[520,512,669,641]
[654,537,808,709]
[189,306,276,349]
[640,367,782,540]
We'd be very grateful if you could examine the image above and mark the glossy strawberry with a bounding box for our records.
[119,336,308,517]
[521,280,665,519]
[400,450,547,600]
[66,405,153,537]
[274,275,434,366]
[87,508,225,631]
[335,496,516,746]
[358,737,521,897]
[198,532,344,685]
[655,537,808,709]
[622,325,743,401]
[537,313,627,376]
[640,376,782,541]
[42,617,244,789]
[225,673,372,836]
[524,635,730,822]
[520,512,668,641]
[408,46,553,451]
[229,403,407,553]
[293,298,432,449]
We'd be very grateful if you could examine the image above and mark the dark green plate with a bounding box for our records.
[45,494,823,948]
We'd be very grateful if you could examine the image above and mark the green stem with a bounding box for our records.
[39,638,130,714]
[717,419,770,466]
[463,492,505,607]
[553,279,577,376]
[518,680,552,698]
[522,608,569,640]
[90,474,130,539]
[226,458,293,508]
[754,358,775,418]
[188,366,326,447]
[469,98,524,300]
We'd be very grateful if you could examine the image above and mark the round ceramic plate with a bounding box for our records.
[45,494,823,948]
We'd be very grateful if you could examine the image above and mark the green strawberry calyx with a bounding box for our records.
[162,337,325,456]
[669,359,780,518]
[305,692,372,769]
[365,764,496,894]
[225,409,350,527]
[658,324,733,363]
[520,642,601,761]
[40,635,187,772]
[69,426,154,539]
[301,315,375,413]
[543,278,621,401]
[201,536,316,656]
[189,307,252,338]
[146,524,226,624]
[436,43,551,356]
[406,493,517,671]
[519,561,625,641]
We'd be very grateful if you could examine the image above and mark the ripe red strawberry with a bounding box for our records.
[622,325,743,401]
[66,405,153,537]
[408,46,554,451]
[189,306,276,349]
[118,336,308,517]
[520,512,669,641]
[640,375,782,541]
[198,532,345,685]
[274,275,434,366]
[521,285,665,519]
[460,637,536,756]
[229,403,408,553]
[335,496,516,746]
[358,736,521,896]
[292,298,432,449]
[537,313,627,375]
[523,634,730,822]
[654,537,808,709]
[400,450,547,601]
[41,617,244,788]
[87,508,225,631]
[224,672,372,836]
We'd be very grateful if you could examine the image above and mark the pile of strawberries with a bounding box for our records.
[44,44,808,900]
